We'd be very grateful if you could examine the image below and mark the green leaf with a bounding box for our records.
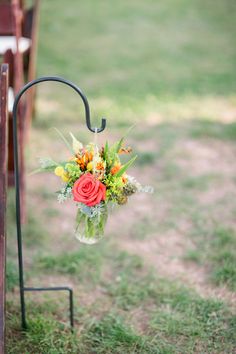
[116,137,125,153]
[104,140,109,157]
[109,137,125,167]
[110,137,124,155]
[115,155,137,177]
[109,125,136,167]
[103,140,109,162]
[111,125,136,154]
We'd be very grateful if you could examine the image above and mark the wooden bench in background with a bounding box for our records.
[0,63,9,354]
[0,0,40,222]
[22,0,40,132]
[0,0,25,187]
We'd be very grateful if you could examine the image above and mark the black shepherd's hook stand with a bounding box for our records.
[13,76,107,330]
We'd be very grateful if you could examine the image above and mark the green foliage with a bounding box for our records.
[8,273,235,353]
[103,136,124,170]
[110,136,125,155]
[115,155,137,177]
[104,174,124,201]
[6,306,171,354]
[37,246,105,283]
[188,222,236,291]
[65,162,81,184]
[6,313,79,354]
[210,227,236,290]
[79,315,158,354]
[150,297,236,353]
[103,140,109,162]
[108,256,236,353]
[108,273,156,310]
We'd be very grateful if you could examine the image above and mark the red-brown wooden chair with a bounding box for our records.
[22,0,40,132]
[0,0,40,134]
[0,0,26,221]
[0,63,9,354]
[0,0,26,184]
[0,1,40,194]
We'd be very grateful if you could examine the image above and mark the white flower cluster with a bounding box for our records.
[140,185,154,193]
[127,175,154,194]
[57,186,72,203]
[79,202,105,218]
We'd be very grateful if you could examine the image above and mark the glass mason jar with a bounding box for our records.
[75,204,108,244]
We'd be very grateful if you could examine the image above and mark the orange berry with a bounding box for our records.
[111,163,121,175]
[96,162,105,170]
[122,176,127,183]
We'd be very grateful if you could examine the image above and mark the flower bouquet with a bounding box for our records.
[38,130,152,244]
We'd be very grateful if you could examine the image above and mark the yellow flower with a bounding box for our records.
[61,173,69,182]
[87,161,93,171]
[54,166,64,177]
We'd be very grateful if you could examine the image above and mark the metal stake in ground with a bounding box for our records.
[13,76,107,330]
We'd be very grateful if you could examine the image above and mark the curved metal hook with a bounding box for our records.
[12,76,106,133]
[12,76,106,330]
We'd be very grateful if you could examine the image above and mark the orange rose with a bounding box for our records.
[72,173,106,207]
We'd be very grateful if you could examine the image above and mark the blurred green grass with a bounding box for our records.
[38,0,236,97]
[37,0,236,127]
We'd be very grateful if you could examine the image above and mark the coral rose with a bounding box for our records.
[72,173,106,207]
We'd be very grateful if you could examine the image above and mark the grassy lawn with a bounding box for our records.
[6,0,236,353]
